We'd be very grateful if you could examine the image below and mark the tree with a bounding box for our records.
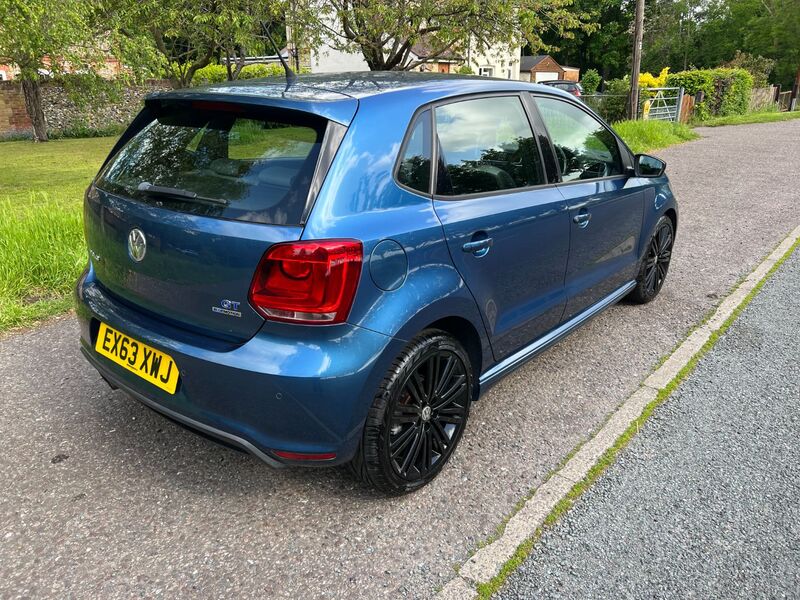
[308,0,595,71]
[642,0,800,88]
[541,0,634,81]
[114,0,286,88]
[0,0,100,141]
[641,0,706,74]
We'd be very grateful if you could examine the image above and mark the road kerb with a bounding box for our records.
[438,576,478,600]
[558,386,658,484]
[435,223,800,599]
[459,473,573,584]
[643,325,713,390]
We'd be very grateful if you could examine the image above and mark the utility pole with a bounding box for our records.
[629,0,645,120]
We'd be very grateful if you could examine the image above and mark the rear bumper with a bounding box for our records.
[75,266,400,467]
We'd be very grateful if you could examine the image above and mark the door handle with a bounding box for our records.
[462,237,493,257]
[573,211,592,228]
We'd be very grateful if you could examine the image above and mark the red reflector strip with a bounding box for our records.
[273,450,337,461]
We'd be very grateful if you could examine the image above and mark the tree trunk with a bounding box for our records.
[21,77,48,142]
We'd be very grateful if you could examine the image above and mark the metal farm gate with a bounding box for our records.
[639,87,684,122]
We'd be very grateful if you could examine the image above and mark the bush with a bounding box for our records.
[48,123,127,140]
[456,65,474,75]
[596,77,630,123]
[192,64,229,85]
[240,63,290,79]
[723,51,775,88]
[192,63,305,86]
[666,68,753,121]
[639,67,670,89]
[580,68,601,94]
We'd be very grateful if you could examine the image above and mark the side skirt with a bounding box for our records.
[479,281,637,389]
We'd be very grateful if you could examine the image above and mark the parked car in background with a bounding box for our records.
[75,72,677,494]
[541,80,583,97]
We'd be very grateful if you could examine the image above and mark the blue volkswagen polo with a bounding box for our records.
[76,72,677,494]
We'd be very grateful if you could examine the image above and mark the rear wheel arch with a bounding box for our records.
[423,317,483,402]
[664,208,677,233]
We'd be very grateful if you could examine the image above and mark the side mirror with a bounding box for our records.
[635,154,666,177]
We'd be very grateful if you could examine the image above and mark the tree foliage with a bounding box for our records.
[642,0,799,88]
[0,0,102,140]
[309,0,595,71]
[541,0,633,81]
[112,0,287,88]
[0,0,98,78]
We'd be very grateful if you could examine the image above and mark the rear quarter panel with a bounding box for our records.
[302,92,493,371]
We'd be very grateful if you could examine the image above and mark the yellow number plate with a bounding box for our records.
[95,322,179,394]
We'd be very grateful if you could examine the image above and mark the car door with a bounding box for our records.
[432,94,570,361]
[531,94,645,322]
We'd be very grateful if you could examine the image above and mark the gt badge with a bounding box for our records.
[212,299,242,318]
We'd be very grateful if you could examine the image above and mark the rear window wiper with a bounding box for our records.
[137,182,229,206]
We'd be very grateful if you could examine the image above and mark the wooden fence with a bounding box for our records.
[777,91,792,112]
[750,86,777,112]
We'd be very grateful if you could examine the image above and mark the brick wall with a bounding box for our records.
[0,82,32,136]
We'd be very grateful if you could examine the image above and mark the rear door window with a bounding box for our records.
[434,96,544,196]
[97,103,327,225]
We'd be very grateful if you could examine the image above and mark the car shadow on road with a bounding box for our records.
[81,379,385,503]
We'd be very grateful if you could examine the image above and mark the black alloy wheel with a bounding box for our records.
[629,215,675,304]
[350,331,473,494]
[388,347,468,481]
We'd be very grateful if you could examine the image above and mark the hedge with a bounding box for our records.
[665,68,753,121]
[192,63,307,86]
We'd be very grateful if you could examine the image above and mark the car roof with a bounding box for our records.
[149,71,571,126]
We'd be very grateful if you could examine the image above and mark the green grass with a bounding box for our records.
[0,137,116,332]
[613,119,700,154]
[696,110,800,127]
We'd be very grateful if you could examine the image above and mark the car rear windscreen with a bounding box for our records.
[96,102,327,225]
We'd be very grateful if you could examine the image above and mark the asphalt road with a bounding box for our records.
[1,120,799,599]
[498,245,800,599]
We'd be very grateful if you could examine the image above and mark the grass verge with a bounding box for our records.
[0,137,116,333]
[697,110,800,127]
[613,119,699,154]
[473,237,799,599]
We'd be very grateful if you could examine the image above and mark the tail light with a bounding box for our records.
[248,240,362,324]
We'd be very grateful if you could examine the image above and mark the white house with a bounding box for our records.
[308,45,369,73]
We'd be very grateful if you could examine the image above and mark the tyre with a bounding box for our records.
[628,215,675,304]
[349,330,473,494]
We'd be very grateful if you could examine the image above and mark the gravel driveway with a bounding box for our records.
[1,120,799,599]
[498,246,800,599]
